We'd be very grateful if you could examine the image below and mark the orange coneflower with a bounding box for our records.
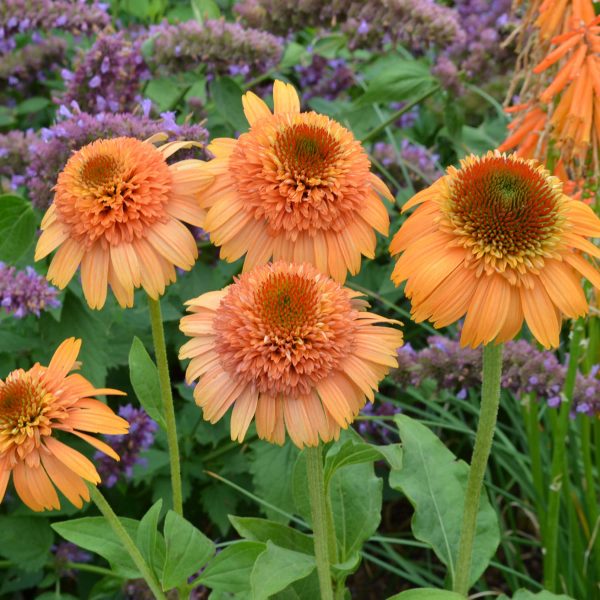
[197,80,393,282]
[0,338,128,511]
[390,151,600,349]
[179,261,403,448]
[35,136,212,309]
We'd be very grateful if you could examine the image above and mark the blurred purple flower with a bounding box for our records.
[0,262,60,318]
[53,542,92,578]
[294,55,355,100]
[96,405,158,488]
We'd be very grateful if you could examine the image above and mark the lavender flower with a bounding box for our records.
[356,401,399,444]
[236,0,465,54]
[0,263,60,318]
[147,19,283,80]
[24,104,209,209]
[0,129,36,191]
[0,36,66,98]
[0,0,109,41]
[393,335,600,416]
[373,140,441,189]
[294,55,355,100]
[53,542,92,578]
[62,32,150,113]
[95,405,158,488]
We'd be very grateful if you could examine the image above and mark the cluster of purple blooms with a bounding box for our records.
[0,262,60,318]
[394,336,600,417]
[0,0,109,52]
[62,31,149,114]
[148,19,283,80]
[52,542,92,577]
[0,101,208,209]
[294,55,356,101]
[96,405,158,488]
[373,140,442,189]
[236,0,464,54]
[0,129,36,191]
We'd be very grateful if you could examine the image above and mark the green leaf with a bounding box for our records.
[324,439,383,486]
[279,42,307,69]
[198,541,266,593]
[0,194,36,262]
[191,0,220,22]
[229,516,314,555]
[0,516,53,571]
[52,517,140,578]
[15,97,50,115]
[136,500,165,575]
[387,590,464,600]
[357,59,436,107]
[128,337,166,429]
[250,440,299,523]
[211,77,248,132]
[250,541,316,600]
[161,510,215,590]
[145,77,184,112]
[499,590,574,600]
[390,414,500,587]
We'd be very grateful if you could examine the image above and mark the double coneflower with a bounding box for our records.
[197,80,393,282]
[180,261,403,448]
[0,339,127,511]
[390,151,600,348]
[35,136,211,309]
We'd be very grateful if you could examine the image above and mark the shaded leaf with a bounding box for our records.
[0,194,36,263]
[229,516,314,555]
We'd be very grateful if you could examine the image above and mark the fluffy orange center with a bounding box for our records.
[0,370,61,459]
[213,263,358,396]
[229,113,372,240]
[442,155,566,272]
[54,137,173,247]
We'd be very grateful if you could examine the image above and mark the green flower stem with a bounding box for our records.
[543,319,584,591]
[148,295,184,516]
[454,342,504,596]
[90,487,166,600]
[306,445,335,600]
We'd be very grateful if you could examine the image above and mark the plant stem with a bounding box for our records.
[90,487,166,599]
[306,445,335,600]
[360,85,440,143]
[148,295,184,516]
[543,319,584,591]
[453,342,504,596]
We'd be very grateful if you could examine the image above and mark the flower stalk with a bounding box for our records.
[306,445,335,600]
[148,296,184,516]
[454,342,504,596]
[90,486,166,600]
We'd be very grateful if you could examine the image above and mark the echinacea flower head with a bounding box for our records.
[35,136,212,309]
[179,261,403,448]
[198,80,393,282]
[390,151,600,349]
[0,338,128,511]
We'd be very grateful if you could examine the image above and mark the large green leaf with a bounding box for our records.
[499,590,574,600]
[52,517,139,578]
[129,337,166,429]
[136,500,165,576]
[390,414,500,587]
[0,516,53,571]
[356,59,437,106]
[211,77,248,133]
[161,510,215,590]
[198,541,266,593]
[229,516,314,555]
[250,541,316,600]
[0,194,36,262]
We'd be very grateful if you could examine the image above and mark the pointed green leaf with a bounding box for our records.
[229,516,314,555]
[136,499,165,574]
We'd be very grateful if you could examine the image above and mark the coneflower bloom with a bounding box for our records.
[390,151,600,349]
[0,338,128,511]
[179,261,403,448]
[35,136,212,309]
[197,80,393,282]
